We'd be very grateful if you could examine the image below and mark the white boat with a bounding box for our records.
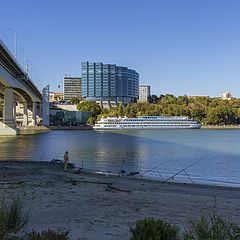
[93,116,201,130]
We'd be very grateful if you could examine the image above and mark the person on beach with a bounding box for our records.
[64,151,69,171]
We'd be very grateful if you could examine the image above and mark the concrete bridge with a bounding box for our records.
[0,39,43,135]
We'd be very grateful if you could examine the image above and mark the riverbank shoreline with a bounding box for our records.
[1,160,240,240]
[19,126,50,135]
[202,125,240,129]
[15,125,240,134]
[49,125,93,130]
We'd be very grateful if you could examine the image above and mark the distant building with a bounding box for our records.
[186,95,209,99]
[49,92,64,102]
[221,92,233,100]
[138,84,151,102]
[81,61,139,104]
[64,77,82,102]
[49,103,91,125]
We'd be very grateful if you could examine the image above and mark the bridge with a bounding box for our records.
[0,39,43,135]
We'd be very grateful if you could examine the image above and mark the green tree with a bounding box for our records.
[205,106,236,125]
[148,95,160,104]
[177,96,189,105]
[70,97,83,104]
[164,94,177,104]
[117,103,124,116]
[190,105,206,122]
[77,101,101,118]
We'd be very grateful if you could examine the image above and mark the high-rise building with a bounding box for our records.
[64,77,82,102]
[81,62,139,104]
[139,84,151,102]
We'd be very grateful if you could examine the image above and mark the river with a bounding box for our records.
[0,129,240,187]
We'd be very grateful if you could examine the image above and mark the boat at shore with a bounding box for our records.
[93,116,201,130]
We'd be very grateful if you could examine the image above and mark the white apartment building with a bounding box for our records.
[221,92,233,100]
[138,84,151,102]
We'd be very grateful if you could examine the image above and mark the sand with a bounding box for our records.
[0,161,240,240]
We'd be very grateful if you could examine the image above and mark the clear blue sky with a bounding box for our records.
[1,0,240,97]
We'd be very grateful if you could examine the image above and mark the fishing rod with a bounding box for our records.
[140,157,176,176]
[163,153,211,183]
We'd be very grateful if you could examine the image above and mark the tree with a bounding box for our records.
[148,95,159,104]
[117,103,124,116]
[177,96,189,105]
[205,106,236,125]
[70,97,83,104]
[190,104,206,122]
[75,95,240,125]
[77,101,101,118]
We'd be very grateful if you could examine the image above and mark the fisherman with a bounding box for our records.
[64,151,69,172]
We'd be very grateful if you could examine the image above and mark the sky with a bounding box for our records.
[1,0,240,97]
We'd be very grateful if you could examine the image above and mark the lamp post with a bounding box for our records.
[8,28,17,59]
[26,59,31,77]
[20,48,26,72]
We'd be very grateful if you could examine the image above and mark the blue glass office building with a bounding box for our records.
[81,62,139,103]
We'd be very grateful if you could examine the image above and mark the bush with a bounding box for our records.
[0,197,30,239]
[130,217,179,240]
[25,229,69,240]
[183,208,240,240]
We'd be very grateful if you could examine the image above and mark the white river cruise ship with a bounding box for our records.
[93,116,201,130]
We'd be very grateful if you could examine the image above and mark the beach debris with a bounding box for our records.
[71,180,78,185]
[105,184,131,193]
[0,181,25,185]
[66,180,113,185]
[127,171,140,176]
[51,159,63,163]
[72,168,82,174]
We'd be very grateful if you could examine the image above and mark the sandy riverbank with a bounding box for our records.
[1,161,240,240]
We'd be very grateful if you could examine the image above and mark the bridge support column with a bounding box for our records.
[3,88,15,128]
[31,102,37,126]
[22,102,28,126]
[0,88,19,135]
[13,101,16,122]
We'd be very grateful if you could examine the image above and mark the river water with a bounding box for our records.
[0,129,240,187]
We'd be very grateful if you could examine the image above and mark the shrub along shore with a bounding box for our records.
[0,161,240,239]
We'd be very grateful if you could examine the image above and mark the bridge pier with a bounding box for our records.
[0,88,19,135]
[22,102,28,126]
[29,101,37,126]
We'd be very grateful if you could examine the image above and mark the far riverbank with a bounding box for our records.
[49,125,93,130]
[202,125,240,129]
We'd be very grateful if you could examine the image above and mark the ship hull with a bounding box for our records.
[93,124,201,130]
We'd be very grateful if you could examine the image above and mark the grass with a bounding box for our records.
[130,201,240,240]
[0,196,30,239]
[183,206,240,240]
[130,218,180,240]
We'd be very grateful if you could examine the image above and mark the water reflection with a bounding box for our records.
[0,130,240,186]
